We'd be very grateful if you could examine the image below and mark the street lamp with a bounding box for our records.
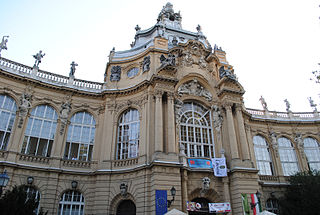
[250,191,262,210]
[0,170,10,196]
[167,186,176,208]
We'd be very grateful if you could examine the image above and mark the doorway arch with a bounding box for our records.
[116,199,136,215]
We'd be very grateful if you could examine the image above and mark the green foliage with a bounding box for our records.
[0,185,40,215]
[280,170,320,215]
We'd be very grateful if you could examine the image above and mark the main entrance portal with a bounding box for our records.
[116,200,136,215]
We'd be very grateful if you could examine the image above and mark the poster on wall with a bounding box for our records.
[208,202,231,213]
[212,157,227,177]
[186,201,202,211]
[187,158,213,169]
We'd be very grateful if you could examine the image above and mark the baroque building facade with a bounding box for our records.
[0,3,319,215]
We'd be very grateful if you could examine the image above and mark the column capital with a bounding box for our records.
[223,102,233,110]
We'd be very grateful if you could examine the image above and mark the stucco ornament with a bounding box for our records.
[160,54,176,68]
[259,96,268,111]
[60,100,72,135]
[110,66,121,81]
[0,35,9,57]
[18,92,32,128]
[201,177,210,193]
[270,132,279,157]
[212,105,223,131]
[143,56,150,73]
[177,79,212,101]
[33,50,45,68]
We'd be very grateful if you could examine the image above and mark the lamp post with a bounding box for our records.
[0,170,10,196]
[167,186,176,208]
[250,191,262,210]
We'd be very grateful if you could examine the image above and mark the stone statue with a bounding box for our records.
[294,133,303,149]
[177,79,212,101]
[172,36,178,46]
[69,61,78,77]
[202,177,210,191]
[198,56,207,69]
[19,93,32,116]
[196,24,202,33]
[135,25,141,31]
[160,54,176,68]
[308,97,318,112]
[219,66,237,80]
[259,96,268,111]
[60,100,72,134]
[270,132,278,156]
[143,56,150,73]
[0,36,9,57]
[212,105,223,131]
[33,50,45,68]
[284,99,291,112]
[110,66,121,81]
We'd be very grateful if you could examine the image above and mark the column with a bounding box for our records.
[224,103,239,160]
[235,104,250,160]
[222,177,231,203]
[167,93,176,153]
[154,90,163,152]
[181,169,188,212]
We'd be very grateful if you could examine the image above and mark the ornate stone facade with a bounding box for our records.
[0,3,319,215]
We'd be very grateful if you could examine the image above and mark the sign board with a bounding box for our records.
[188,158,212,169]
[208,202,231,213]
[186,201,202,211]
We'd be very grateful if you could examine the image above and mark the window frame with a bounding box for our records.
[278,137,299,176]
[58,190,85,215]
[253,135,274,175]
[303,137,320,171]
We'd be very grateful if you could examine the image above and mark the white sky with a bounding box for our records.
[1,0,320,112]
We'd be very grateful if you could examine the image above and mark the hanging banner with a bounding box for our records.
[186,201,202,211]
[241,194,250,215]
[212,157,227,177]
[250,193,261,215]
[155,190,167,215]
[208,202,231,213]
[187,158,212,169]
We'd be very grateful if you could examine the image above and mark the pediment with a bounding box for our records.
[177,79,212,101]
[217,77,245,97]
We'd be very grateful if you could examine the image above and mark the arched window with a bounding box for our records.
[0,94,17,150]
[179,102,214,158]
[265,198,280,214]
[64,111,95,161]
[303,137,320,171]
[58,190,84,215]
[21,105,57,157]
[253,135,273,175]
[116,108,140,160]
[278,137,299,176]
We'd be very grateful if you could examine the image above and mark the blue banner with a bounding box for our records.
[155,190,167,215]
[188,158,213,168]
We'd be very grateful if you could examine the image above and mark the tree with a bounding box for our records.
[279,170,320,215]
[0,185,41,215]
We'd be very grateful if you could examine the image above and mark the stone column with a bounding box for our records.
[222,177,231,203]
[181,169,188,212]
[167,93,176,153]
[224,103,239,160]
[154,90,163,152]
[235,104,250,160]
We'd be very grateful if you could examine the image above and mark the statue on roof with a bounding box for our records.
[0,36,9,57]
[157,2,182,29]
[259,96,268,111]
[33,50,45,68]
[69,61,78,77]
[284,99,291,112]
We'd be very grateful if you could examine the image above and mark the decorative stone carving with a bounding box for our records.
[143,56,150,73]
[294,133,305,159]
[212,105,223,131]
[33,50,45,68]
[174,98,184,125]
[160,54,176,68]
[135,24,141,32]
[181,51,193,67]
[259,96,268,111]
[284,99,291,112]
[157,2,182,29]
[60,100,72,135]
[18,92,32,128]
[0,36,9,57]
[177,79,212,101]
[120,183,128,197]
[198,55,208,69]
[172,36,178,46]
[270,132,278,157]
[110,66,121,81]
[219,66,237,80]
[69,61,78,77]
[202,177,210,191]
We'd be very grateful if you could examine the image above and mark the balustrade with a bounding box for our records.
[62,159,92,168]
[19,154,50,163]
[113,158,139,167]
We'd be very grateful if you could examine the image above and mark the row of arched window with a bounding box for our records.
[0,94,217,161]
[253,135,320,176]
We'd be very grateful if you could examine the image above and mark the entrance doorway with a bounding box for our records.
[116,200,136,215]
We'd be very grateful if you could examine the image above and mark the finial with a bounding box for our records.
[135,25,141,32]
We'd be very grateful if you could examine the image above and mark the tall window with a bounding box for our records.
[21,105,57,157]
[253,135,273,175]
[303,137,320,171]
[64,112,95,161]
[266,198,279,214]
[0,94,17,150]
[117,108,140,160]
[179,102,214,158]
[58,190,84,215]
[278,137,299,176]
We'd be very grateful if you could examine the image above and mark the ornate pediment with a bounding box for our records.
[177,79,212,101]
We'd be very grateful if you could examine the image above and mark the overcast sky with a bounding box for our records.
[1,0,320,112]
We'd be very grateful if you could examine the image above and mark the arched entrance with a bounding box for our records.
[188,197,212,215]
[116,199,136,215]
